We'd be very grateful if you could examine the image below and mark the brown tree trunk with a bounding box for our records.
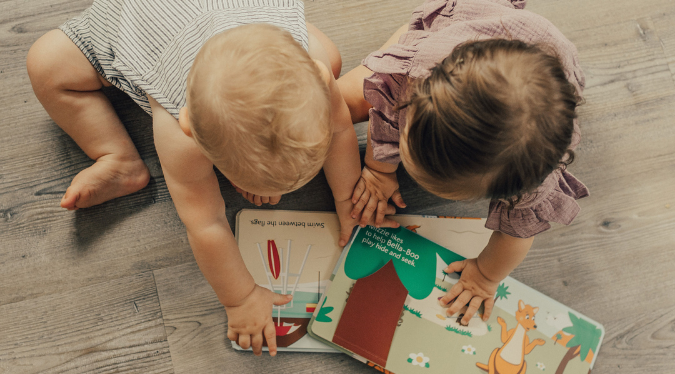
[555,345,580,374]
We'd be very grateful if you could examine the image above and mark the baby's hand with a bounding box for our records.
[335,198,398,246]
[439,259,500,326]
[230,181,281,206]
[351,166,406,227]
[225,285,292,356]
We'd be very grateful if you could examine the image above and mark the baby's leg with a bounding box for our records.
[27,30,150,210]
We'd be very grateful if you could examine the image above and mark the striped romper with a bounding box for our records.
[59,0,309,119]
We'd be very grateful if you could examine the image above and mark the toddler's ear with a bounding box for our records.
[178,107,193,138]
[312,59,332,87]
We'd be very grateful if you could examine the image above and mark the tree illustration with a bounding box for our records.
[494,282,511,303]
[336,226,465,365]
[554,312,603,374]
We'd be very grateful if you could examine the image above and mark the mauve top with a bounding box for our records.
[362,0,589,238]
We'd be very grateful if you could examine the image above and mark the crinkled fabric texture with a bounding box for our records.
[362,0,588,238]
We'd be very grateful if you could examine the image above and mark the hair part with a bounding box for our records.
[401,39,579,204]
[186,24,331,193]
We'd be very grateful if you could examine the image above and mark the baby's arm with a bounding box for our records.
[336,24,411,227]
[440,232,534,325]
[309,31,400,245]
[149,97,290,356]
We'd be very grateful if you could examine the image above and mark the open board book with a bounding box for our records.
[234,210,605,374]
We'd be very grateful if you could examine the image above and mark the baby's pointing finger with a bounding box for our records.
[227,328,238,342]
[270,195,281,205]
[264,323,278,356]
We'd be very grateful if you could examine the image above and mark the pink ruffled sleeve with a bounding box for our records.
[485,169,589,238]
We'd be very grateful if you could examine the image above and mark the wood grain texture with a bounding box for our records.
[0,272,172,374]
[1,0,675,372]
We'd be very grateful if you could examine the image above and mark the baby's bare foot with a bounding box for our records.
[61,154,150,210]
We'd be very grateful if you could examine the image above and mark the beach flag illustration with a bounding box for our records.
[257,240,312,342]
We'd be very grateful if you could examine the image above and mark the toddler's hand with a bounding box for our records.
[230,181,282,206]
[439,258,500,326]
[351,166,406,227]
[225,285,292,356]
[335,198,398,246]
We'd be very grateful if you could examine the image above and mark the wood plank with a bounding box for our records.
[305,0,421,73]
[511,17,675,373]
[0,272,173,373]
[153,262,372,374]
[651,5,675,84]
[526,0,675,36]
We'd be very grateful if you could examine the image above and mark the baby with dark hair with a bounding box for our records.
[338,0,588,324]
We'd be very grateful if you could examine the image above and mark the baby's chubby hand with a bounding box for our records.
[439,258,500,326]
[225,285,292,356]
[230,181,281,206]
[351,166,406,228]
[335,198,399,246]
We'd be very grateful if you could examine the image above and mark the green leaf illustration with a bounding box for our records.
[315,297,334,323]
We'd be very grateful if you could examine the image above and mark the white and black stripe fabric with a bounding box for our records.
[59,0,309,119]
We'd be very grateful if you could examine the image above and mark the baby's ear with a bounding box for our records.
[312,59,332,87]
[178,107,193,138]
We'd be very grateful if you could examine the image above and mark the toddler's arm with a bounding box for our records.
[149,97,290,356]
[440,231,534,325]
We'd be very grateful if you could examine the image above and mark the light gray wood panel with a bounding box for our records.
[651,5,675,83]
[0,272,173,374]
[154,262,372,374]
[526,0,675,36]
[305,0,421,73]
[510,16,675,374]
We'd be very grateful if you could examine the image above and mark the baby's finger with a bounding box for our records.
[445,260,467,275]
[338,223,355,247]
[261,196,270,204]
[360,197,378,227]
[247,193,256,205]
[351,189,370,218]
[446,290,472,317]
[352,178,366,204]
[269,195,282,205]
[391,190,407,208]
[461,297,483,326]
[227,327,238,342]
[440,282,463,306]
[374,200,388,227]
[482,297,495,321]
[251,332,264,356]
[378,215,401,229]
[254,195,263,206]
[264,323,278,356]
[238,334,251,350]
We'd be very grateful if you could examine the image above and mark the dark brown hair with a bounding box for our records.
[401,39,579,203]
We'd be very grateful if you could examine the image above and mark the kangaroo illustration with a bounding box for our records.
[476,300,545,374]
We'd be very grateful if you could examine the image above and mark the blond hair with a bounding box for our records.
[186,24,331,193]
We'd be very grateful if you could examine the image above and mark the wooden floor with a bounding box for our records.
[1,0,674,372]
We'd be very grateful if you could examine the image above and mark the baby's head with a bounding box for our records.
[400,39,579,202]
[183,24,331,196]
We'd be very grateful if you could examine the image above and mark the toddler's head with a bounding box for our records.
[184,24,331,196]
[400,39,579,202]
